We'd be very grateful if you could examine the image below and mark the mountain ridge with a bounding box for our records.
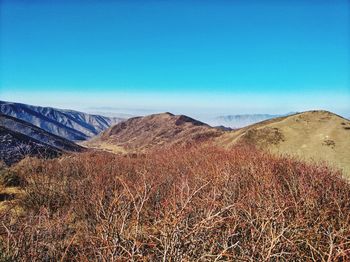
[210,112,295,128]
[0,114,83,165]
[0,101,124,141]
[86,112,223,152]
[85,109,350,176]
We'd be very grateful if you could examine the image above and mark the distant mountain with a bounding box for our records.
[0,114,83,165]
[86,112,223,152]
[211,113,294,128]
[214,125,233,131]
[0,101,124,141]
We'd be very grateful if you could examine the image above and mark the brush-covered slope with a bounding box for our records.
[3,146,350,260]
[87,112,223,152]
[0,114,83,165]
[0,101,123,141]
[218,110,350,175]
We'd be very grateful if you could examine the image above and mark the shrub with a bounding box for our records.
[1,145,349,261]
[0,163,23,187]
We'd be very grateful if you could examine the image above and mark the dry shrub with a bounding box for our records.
[1,145,350,261]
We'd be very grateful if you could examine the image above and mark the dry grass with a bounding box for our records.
[1,144,350,261]
[218,111,350,177]
[80,140,127,154]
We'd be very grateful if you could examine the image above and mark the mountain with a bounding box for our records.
[211,113,294,128]
[0,114,83,165]
[0,126,59,165]
[82,110,350,176]
[216,110,350,175]
[85,112,223,152]
[0,101,124,141]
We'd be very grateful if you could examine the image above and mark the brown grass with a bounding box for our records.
[1,145,350,261]
[217,110,350,177]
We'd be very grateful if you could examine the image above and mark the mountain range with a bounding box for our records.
[91,110,350,176]
[1,101,349,176]
[210,113,295,128]
[0,101,123,141]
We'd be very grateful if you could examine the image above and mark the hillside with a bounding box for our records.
[0,127,60,165]
[217,110,350,175]
[84,110,350,176]
[0,101,123,141]
[86,112,223,152]
[2,146,350,261]
[0,114,83,165]
[2,110,350,260]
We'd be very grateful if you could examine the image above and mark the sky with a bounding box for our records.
[0,0,349,118]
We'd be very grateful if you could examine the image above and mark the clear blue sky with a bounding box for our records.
[0,0,349,116]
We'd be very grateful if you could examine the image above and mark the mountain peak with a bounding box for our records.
[91,112,222,151]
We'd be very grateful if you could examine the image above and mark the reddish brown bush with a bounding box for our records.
[1,145,350,261]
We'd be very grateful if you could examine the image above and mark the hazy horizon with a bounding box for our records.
[1,0,349,117]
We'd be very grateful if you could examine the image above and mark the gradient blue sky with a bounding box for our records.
[0,0,349,117]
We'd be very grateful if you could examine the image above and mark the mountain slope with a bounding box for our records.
[81,110,350,176]
[86,112,223,152]
[0,101,123,141]
[217,110,350,175]
[0,126,60,165]
[0,114,83,165]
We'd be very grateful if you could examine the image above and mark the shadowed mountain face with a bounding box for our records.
[87,112,223,152]
[0,114,83,165]
[0,126,60,165]
[0,101,124,141]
